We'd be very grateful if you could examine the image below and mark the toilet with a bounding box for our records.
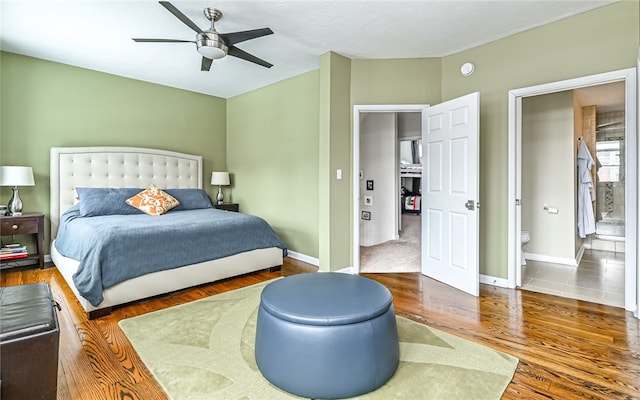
[521,230,530,265]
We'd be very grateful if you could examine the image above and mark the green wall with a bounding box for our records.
[227,70,320,258]
[351,58,442,105]
[441,0,638,278]
[319,52,352,271]
[0,52,227,252]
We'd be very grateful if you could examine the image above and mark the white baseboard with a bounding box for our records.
[286,250,319,266]
[283,255,515,287]
[575,245,585,265]
[480,274,509,288]
[334,266,358,274]
[523,252,578,267]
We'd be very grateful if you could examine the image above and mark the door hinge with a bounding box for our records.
[516,199,521,206]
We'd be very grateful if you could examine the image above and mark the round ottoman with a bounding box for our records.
[255,273,399,399]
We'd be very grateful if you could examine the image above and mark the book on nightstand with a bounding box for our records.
[0,244,29,260]
[0,252,29,260]
[1,244,27,252]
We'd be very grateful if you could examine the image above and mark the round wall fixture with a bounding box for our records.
[460,62,475,76]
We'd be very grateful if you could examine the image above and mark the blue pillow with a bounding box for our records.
[164,188,213,211]
[76,187,145,216]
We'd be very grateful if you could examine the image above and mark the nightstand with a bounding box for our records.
[0,213,45,270]
[214,203,239,212]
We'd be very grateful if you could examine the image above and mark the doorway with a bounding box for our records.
[354,107,426,274]
[358,112,423,273]
[508,68,637,313]
[519,84,627,308]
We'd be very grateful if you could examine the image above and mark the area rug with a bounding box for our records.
[119,280,518,400]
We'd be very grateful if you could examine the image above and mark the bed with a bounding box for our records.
[50,146,286,319]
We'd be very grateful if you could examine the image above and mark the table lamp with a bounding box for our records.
[0,166,35,216]
[211,171,230,204]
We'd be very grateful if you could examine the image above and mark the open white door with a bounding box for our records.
[422,92,480,296]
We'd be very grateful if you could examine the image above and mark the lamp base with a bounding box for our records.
[216,185,224,204]
[8,187,23,216]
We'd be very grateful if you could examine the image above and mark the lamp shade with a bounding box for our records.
[211,171,230,186]
[0,166,35,186]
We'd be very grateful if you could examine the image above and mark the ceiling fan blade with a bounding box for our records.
[220,28,273,46]
[228,46,273,68]
[201,57,213,71]
[159,1,203,34]
[132,38,194,43]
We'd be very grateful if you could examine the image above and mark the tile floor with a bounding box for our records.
[521,249,625,308]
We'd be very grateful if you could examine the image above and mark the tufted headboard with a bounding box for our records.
[50,147,203,239]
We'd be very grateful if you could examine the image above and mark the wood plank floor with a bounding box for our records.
[2,258,639,399]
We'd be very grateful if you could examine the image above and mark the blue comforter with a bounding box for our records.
[55,205,287,306]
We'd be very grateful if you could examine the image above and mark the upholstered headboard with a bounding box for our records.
[50,147,203,238]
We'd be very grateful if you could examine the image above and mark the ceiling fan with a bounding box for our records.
[133,1,273,71]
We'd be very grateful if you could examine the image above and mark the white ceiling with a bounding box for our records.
[1,0,617,99]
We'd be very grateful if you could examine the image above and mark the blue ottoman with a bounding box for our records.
[255,273,399,399]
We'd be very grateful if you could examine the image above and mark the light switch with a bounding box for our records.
[337,169,342,180]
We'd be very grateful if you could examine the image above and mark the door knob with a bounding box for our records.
[465,200,475,211]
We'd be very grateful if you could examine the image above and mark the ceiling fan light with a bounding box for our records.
[198,46,226,59]
[196,32,228,59]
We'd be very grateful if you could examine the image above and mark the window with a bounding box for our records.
[596,141,621,182]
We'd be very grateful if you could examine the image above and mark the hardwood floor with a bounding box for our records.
[2,258,639,399]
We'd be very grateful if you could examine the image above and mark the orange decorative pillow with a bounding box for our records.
[125,185,180,216]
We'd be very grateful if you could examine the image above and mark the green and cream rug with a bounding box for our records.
[119,280,518,399]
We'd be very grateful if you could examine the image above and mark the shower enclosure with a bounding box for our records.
[595,111,625,239]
